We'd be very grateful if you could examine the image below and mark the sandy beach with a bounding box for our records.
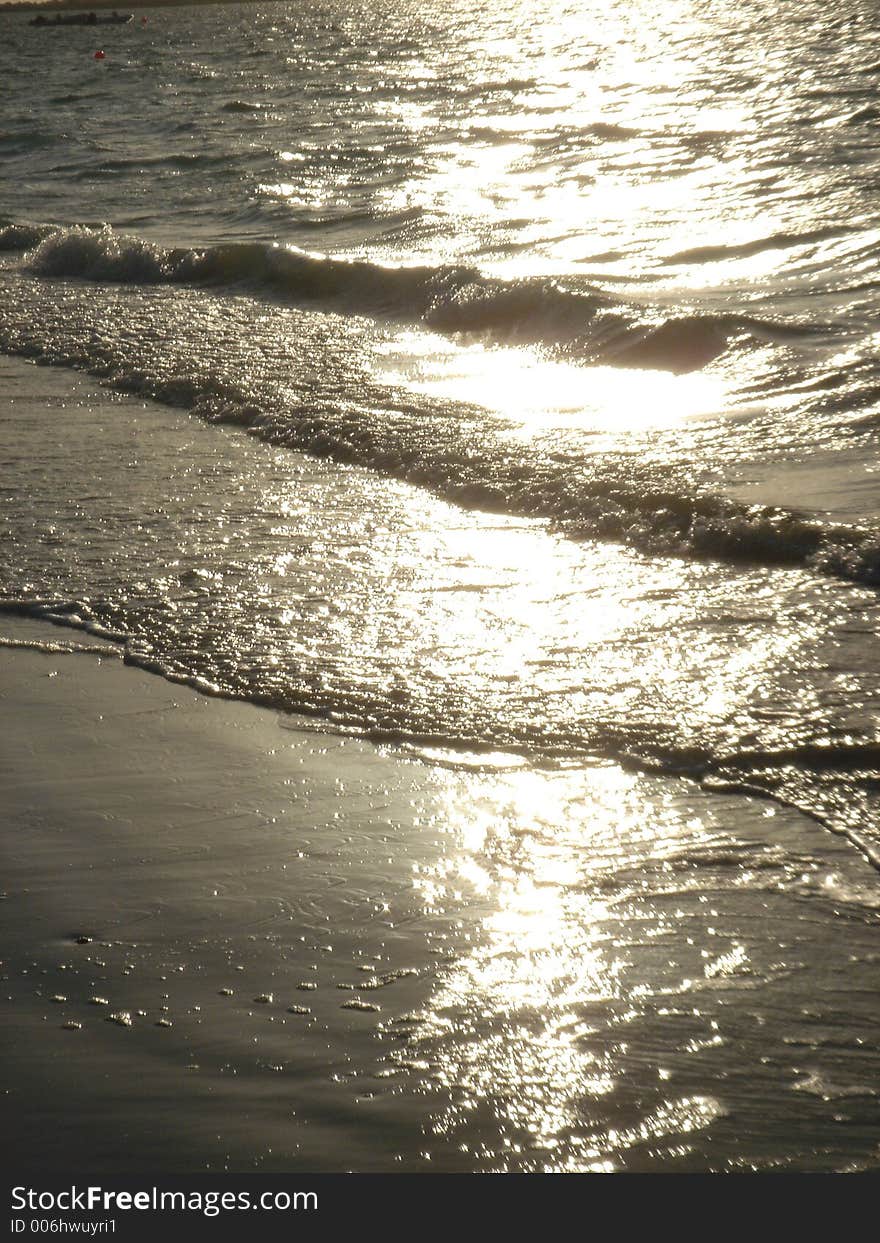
[1,613,466,1172]
[4,598,880,1172]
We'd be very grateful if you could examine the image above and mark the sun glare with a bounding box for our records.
[374,332,726,435]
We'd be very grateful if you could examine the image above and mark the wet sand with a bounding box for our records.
[0,615,473,1172]
[4,614,880,1173]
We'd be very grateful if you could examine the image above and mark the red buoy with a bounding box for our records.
[94,49,105,59]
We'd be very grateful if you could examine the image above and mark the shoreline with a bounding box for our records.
[4,612,880,1172]
[3,354,880,1173]
[0,615,472,1172]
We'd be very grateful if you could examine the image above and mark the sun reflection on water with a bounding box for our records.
[374,331,727,435]
[397,762,731,1170]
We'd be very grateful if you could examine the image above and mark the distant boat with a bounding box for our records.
[29,11,134,26]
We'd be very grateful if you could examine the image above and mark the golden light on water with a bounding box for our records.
[360,517,825,1168]
[349,0,804,289]
[374,332,727,434]
[400,761,732,1170]
[4,0,880,1178]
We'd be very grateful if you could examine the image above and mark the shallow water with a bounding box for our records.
[1,0,880,1171]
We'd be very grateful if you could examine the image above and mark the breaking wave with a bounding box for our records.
[1,221,833,373]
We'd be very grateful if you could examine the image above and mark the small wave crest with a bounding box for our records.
[22,223,615,345]
[0,221,54,252]
[12,222,825,373]
[663,225,853,266]
[0,633,122,659]
[0,598,128,645]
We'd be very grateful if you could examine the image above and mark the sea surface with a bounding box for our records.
[2,0,880,1172]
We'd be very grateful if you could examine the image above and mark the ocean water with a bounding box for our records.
[2,0,880,1171]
